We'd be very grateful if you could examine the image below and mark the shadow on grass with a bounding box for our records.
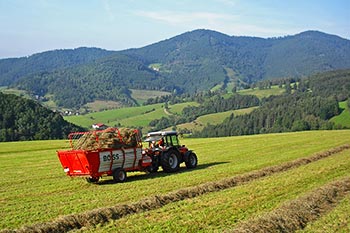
[96,161,228,185]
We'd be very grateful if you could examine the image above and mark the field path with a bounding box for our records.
[163,107,172,116]
[8,144,349,233]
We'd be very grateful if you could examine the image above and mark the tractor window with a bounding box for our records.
[169,135,179,147]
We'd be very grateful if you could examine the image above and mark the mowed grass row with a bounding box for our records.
[0,130,350,230]
[300,193,350,232]
[86,149,350,232]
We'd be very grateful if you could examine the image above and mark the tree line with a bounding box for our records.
[0,93,83,142]
[194,93,340,137]
[194,69,350,137]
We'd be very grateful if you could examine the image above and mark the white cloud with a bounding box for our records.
[135,10,238,27]
[134,9,301,38]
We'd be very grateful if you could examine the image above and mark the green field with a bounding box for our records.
[238,85,285,99]
[1,130,350,232]
[64,102,198,131]
[176,106,258,132]
[65,103,164,129]
[331,101,350,128]
[130,89,171,105]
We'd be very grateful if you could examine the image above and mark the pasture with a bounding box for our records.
[331,101,350,128]
[64,102,199,131]
[1,130,350,232]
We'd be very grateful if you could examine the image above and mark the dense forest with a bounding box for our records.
[0,93,84,141]
[14,55,165,108]
[194,69,350,137]
[0,47,115,86]
[1,30,350,109]
[195,93,339,137]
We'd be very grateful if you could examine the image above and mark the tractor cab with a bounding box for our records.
[143,131,197,173]
[145,131,182,149]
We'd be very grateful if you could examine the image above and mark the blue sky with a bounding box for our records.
[0,0,349,58]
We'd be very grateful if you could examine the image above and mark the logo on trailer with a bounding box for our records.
[102,152,120,162]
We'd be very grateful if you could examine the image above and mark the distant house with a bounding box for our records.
[92,123,108,130]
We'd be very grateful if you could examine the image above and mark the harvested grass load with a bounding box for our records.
[71,127,139,150]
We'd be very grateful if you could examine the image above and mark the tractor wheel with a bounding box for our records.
[185,152,198,169]
[147,155,159,173]
[113,168,127,183]
[86,177,99,183]
[161,149,180,173]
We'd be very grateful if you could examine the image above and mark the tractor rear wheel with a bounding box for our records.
[185,152,198,169]
[161,149,180,172]
[113,168,127,183]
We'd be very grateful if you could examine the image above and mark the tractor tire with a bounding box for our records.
[185,152,198,169]
[147,155,159,173]
[161,149,180,173]
[86,177,99,183]
[113,168,127,183]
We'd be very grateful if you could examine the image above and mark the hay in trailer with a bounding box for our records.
[118,127,138,147]
[71,128,139,150]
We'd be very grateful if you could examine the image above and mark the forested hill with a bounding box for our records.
[1,29,350,109]
[122,29,350,81]
[0,47,115,86]
[195,69,350,137]
[0,92,84,142]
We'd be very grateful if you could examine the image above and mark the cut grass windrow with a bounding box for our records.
[5,144,349,233]
[231,176,350,233]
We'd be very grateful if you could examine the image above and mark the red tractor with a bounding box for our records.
[143,131,198,173]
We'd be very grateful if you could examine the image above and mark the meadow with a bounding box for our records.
[64,86,286,133]
[1,130,350,232]
[331,101,350,128]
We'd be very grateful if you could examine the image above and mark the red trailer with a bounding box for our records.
[57,128,152,183]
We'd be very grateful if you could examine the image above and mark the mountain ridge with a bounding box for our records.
[1,29,350,109]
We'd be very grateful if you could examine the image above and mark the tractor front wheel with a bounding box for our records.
[185,152,198,169]
[113,168,127,183]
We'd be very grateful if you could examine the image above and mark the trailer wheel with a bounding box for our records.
[161,150,180,173]
[86,177,99,183]
[113,168,127,183]
[185,152,198,169]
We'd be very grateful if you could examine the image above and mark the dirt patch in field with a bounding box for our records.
[4,144,349,233]
[231,177,350,233]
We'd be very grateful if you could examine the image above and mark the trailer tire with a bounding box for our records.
[86,177,99,183]
[161,149,180,173]
[185,152,198,169]
[113,168,127,183]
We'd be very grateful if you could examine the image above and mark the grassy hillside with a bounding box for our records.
[64,102,198,131]
[175,106,258,132]
[238,85,285,99]
[64,86,286,132]
[330,101,350,128]
[130,89,171,105]
[1,130,350,232]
